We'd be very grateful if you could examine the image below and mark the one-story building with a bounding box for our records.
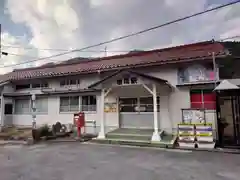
[0,41,234,144]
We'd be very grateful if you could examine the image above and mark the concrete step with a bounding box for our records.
[106,134,151,141]
[91,138,170,148]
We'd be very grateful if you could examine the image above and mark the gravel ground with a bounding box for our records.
[0,143,239,180]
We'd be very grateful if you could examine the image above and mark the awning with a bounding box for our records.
[214,79,240,91]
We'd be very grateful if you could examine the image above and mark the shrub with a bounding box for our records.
[32,124,50,141]
[39,124,49,137]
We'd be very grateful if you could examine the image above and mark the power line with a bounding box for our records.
[219,35,240,41]
[1,45,69,52]
[0,0,240,68]
[4,52,39,58]
[1,45,136,53]
[1,34,240,68]
[2,0,240,55]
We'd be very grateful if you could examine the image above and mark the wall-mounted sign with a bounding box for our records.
[182,109,205,124]
[104,103,117,113]
[178,64,216,84]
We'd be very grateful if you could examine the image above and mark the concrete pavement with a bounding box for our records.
[0,143,239,180]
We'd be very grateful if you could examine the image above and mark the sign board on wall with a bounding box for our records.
[182,109,205,124]
[104,103,117,113]
[178,64,216,84]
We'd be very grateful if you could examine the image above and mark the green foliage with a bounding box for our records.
[32,124,50,141]
[39,124,49,137]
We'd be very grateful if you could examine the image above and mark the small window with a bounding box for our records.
[60,80,66,86]
[123,78,129,84]
[32,83,41,88]
[117,79,122,85]
[69,79,77,85]
[42,83,49,88]
[5,104,13,115]
[32,82,49,88]
[15,84,30,90]
[81,95,97,112]
[130,77,138,84]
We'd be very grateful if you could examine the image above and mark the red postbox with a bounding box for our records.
[78,112,85,127]
[73,112,85,137]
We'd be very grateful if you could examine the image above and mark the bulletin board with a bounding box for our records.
[181,108,206,124]
[104,103,117,113]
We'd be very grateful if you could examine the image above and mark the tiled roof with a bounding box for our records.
[0,41,227,83]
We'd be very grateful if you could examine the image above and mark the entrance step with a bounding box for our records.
[91,133,177,149]
[108,128,154,135]
[106,128,154,142]
[106,134,151,142]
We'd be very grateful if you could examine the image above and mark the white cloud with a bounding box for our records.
[0,32,31,73]
[2,0,240,74]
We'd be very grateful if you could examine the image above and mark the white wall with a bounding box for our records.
[139,66,217,136]
[11,74,100,94]
[4,65,217,138]
[104,94,119,132]
[8,93,119,134]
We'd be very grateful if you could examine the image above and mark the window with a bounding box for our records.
[123,78,129,84]
[190,89,216,110]
[117,77,138,85]
[119,98,137,112]
[60,80,66,86]
[117,79,122,85]
[81,95,97,112]
[34,97,48,113]
[60,79,80,86]
[32,83,41,88]
[130,77,138,84]
[32,82,49,88]
[139,97,160,112]
[5,104,13,115]
[15,98,30,114]
[120,97,160,112]
[15,84,30,90]
[60,96,79,112]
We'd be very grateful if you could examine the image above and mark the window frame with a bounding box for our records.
[59,96,80,113]
[116,76,138,86]
[59,79,80,87]
[119,97,160,112]
[33,97,48,113]
[15,84,31,90]
[14,98,31,114]
[31,82,49,89]
[81,95,97,112]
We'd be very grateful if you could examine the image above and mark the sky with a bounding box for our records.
[0,0,240,74]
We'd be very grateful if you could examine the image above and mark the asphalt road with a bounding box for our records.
[0,143,240,180]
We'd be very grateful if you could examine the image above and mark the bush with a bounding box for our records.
[32,124,50,141]
[39,124,49,137]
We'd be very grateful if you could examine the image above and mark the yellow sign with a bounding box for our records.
[104,103,117,113]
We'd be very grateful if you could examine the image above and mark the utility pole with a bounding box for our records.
[104,46,107,57]
[31,94,37,130]
[211,39,218,88]
[212,51,217,88]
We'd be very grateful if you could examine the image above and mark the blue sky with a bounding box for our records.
[0,0,29,37]
[0,0,240,74]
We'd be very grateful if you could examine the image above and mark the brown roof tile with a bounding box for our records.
[0,41,227,83]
